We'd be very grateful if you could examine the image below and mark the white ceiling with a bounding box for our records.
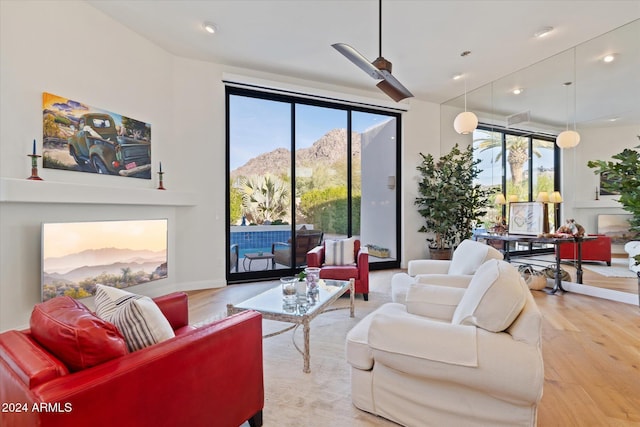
[88,0,640,121]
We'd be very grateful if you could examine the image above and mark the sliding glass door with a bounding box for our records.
[226,87,400,282]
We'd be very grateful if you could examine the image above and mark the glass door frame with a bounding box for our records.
[225,86,402,283]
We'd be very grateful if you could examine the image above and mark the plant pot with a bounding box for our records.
[429,247,452,260]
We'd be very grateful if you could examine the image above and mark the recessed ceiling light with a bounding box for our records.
[452,73,464,80]
[609,117,619,122]
[603,54,616,63]
[512,88,524,95]
[534,26,554,38]
[203,21,217,34]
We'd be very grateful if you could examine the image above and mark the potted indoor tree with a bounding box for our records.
[587,144,640,238]
[415,143,489,259]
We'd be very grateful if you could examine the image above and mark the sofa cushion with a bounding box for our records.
[452,259,527,332]
[448,239,503,275]
[30,296,127,372]
[406,284,466,321]
[324,237,355,266]
[94,285,175,352]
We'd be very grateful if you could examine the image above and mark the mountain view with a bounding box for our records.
[44,247,166,275]
[231,128,361,178]
[42,248,168,300]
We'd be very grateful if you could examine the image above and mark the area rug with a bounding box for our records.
[582,259,638,278]
[258,291,395,427]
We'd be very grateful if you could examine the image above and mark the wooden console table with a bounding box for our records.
[474,234,596,294]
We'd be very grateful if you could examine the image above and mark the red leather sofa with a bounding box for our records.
[557,234,612,266]
[0,292,264,427]
[307,239,369,301]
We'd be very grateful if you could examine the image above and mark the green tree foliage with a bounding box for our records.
[415,144,490,249]
[299,186,360,235]
[43,114,62,138]
[240,174,290,224]
[588,147,640,235]
[229,185,243,224]
[476,135,555,186]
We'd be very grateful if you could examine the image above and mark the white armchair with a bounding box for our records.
[347,260,543,427]
[391,239,503,302]
[624,241,640,273]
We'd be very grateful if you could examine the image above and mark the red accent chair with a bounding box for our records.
[557,234,612,266]
[0,293,264,427]
[307,239,369,301]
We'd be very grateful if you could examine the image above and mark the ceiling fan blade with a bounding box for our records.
[377,70,414,102]
[332,43,383,80]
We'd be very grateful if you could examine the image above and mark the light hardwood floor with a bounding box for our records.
[187,268,640,426]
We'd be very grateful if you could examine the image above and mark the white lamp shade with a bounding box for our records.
[549,191,563,203]
[453,111,478,135]
[536,191,549,202]
[494,194,506,205]
[508,195,519,203]
[556,130,580,148]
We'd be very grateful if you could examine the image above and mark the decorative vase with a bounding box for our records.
[304,267,321,304]
[280,276,297,305]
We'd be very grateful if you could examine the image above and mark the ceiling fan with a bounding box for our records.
[332,0,413,102]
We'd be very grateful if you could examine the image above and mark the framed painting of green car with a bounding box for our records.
[42,92,152,179]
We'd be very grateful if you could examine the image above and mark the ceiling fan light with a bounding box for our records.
[556,130,581,148]
[454,111,478,134]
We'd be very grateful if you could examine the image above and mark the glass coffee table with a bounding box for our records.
[227,278,354,373]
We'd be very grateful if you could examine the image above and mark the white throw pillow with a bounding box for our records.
[451,259,527,332]
[324,237,356,265]
[94,284,175,352]
[448,239,503,275]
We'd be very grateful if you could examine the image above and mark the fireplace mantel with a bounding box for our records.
[0,177,197,206]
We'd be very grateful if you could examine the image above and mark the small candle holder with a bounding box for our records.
[27,154,43,181]
[157,171,166,190]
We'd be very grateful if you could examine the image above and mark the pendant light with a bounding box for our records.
[556,50,580,148]
[454,53,478,135]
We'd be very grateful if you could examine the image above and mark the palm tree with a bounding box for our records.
[240,174,290,224]
[475,134,555,187]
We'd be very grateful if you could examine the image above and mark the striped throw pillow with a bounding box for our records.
[94,284,175,352]
[325,237,356,266]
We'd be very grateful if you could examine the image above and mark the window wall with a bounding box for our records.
[226,87,401,282]
[473,126,560,254]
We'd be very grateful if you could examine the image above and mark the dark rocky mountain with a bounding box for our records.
[231,128,361,179]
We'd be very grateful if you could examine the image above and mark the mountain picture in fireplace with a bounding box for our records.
[42,219,168,301]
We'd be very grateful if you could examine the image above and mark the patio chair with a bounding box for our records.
[230,243,239,272]
[272,229,323,268]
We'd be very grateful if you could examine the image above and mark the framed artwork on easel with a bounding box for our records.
[508,202,544,235]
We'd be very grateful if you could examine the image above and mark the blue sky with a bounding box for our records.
[473,129,556,187]
[229,95,391,170]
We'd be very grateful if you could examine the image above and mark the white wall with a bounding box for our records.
[360,120,397,258]
[0,0,442,330]
[562,124,638,232]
